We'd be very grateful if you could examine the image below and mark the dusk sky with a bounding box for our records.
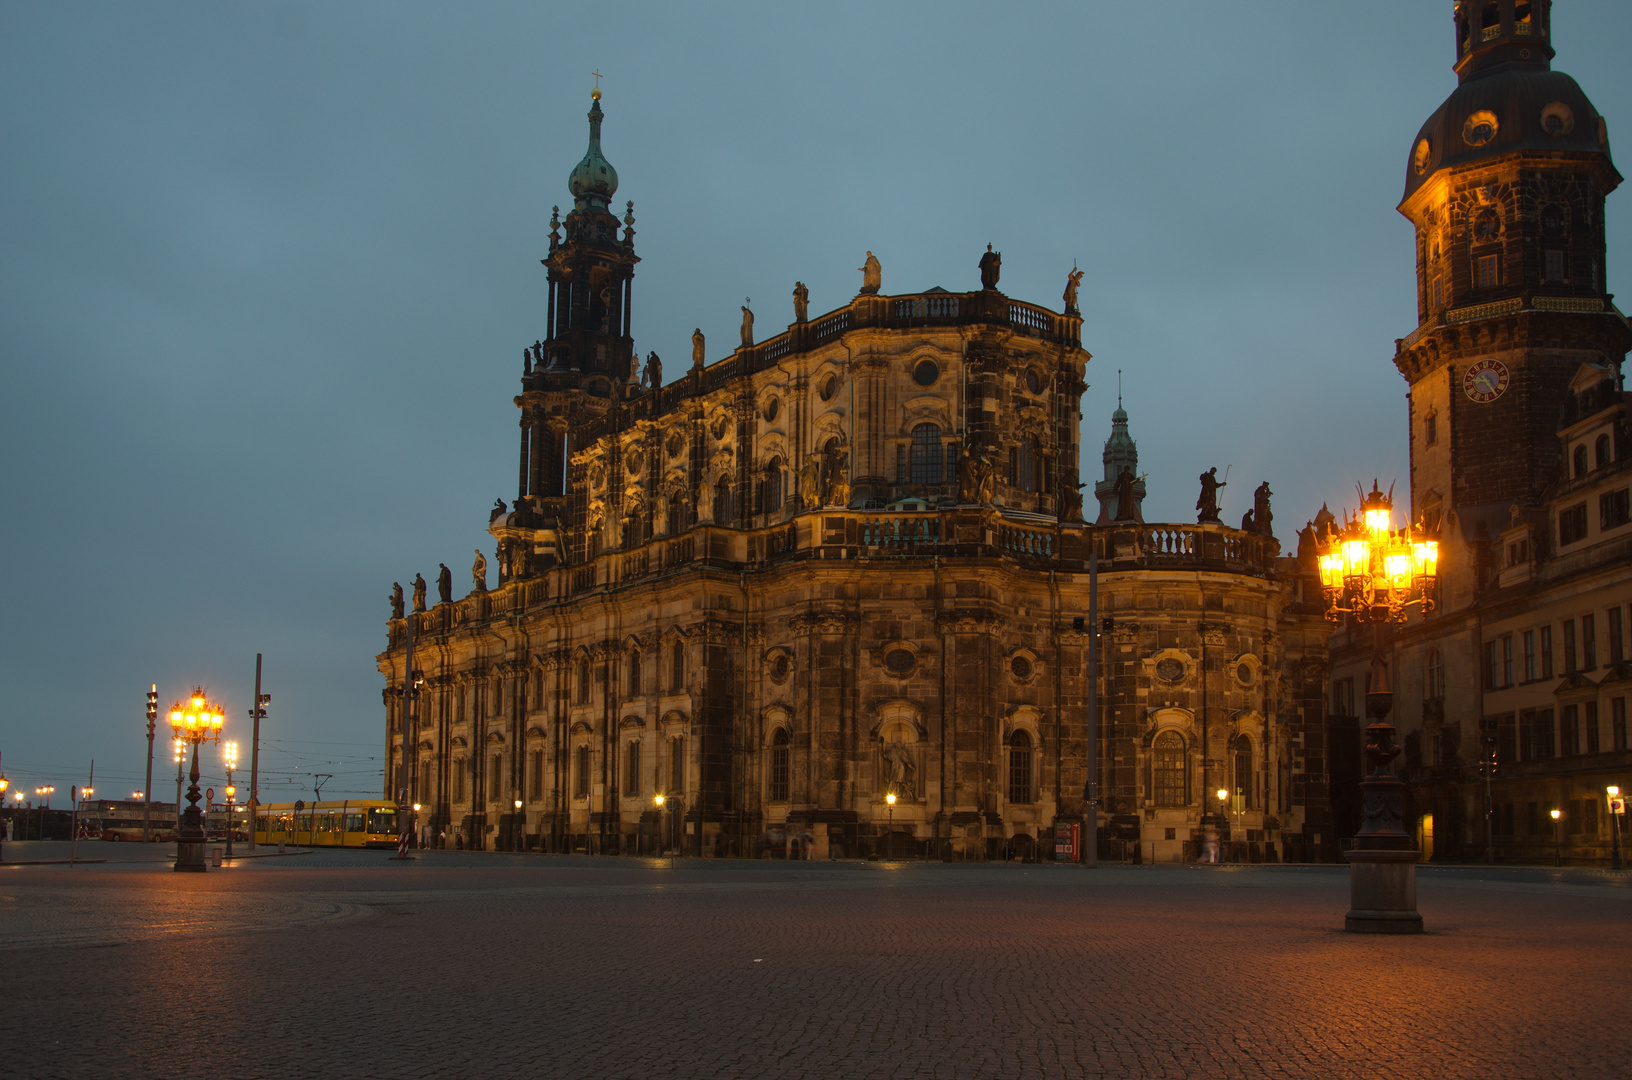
[3,3,1628,807]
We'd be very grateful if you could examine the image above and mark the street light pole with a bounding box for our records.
[223,741,238,862]
[1609,786,1623,872]
[144,686,157,843]
[247,654,267,851]
[1550,808,1562,867]
[170,689,225,872]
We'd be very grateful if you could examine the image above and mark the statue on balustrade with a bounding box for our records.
[1113,467,1138,522]
[437,563,452,605]
[978,243,1002,290]
[1240,508,1256,533]
[691,328,706,371]
[740,301,754,347]
[1063,268,1084,315]
[471,549,488,594]
[799,455,822,510]
[958,447,997,505]
[490,498,507,522]
[858,251,881,295]
[1253,482,1274,538]
[389,582,405,620]
[1060,479,1085,523]
[643,351,662,390]
[792,281,809,324]
[1196,467,1226,524]
[411,574,427,613]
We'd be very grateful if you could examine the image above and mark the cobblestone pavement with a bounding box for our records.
[4,854,1629,1079]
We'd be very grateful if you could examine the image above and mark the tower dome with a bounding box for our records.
[568,92,618,211]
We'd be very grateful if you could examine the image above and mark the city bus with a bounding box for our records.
[254,800,400,848]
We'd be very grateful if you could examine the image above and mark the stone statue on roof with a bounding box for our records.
[859,252,881,295]
[793,281,809,324]
[691,328,705,370]
[411,574,427,613]
[740,301,754,347]
[1197,467,1226,524]
[389,582,404,620]
[979,244,1002,290]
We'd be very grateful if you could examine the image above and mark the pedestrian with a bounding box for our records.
[438,828,446,850]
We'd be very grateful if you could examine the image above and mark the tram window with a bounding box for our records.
[367,808,398,833]
[345,814,364,832]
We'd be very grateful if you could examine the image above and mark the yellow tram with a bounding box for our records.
[254,800,400,848]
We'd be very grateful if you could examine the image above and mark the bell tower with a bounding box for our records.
[1393,0,1627,553]
[516,88,642,504]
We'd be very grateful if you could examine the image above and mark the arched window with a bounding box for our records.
[576,659,591,705]
[1152,731,1187,807]
[453,758,466,803]
[763,457,783,513]
[1232,734,1253,809]
[628,650,642,695]
[1426,648,1445,700]
[1007,730,1034,803]
[531,669,544,710]
[770,728,791,802]
[669,735,685,794]
[1480,2,1499,34]
[670,641,685,691]
[909,424,943,484]
[1573,444,1589,478]
[1596,434,1612,469]
[713,477,733,525]
[625,739,642,797]
[574,744,590,798]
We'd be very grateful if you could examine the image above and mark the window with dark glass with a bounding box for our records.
[669,736,685,794]
[1563,619,1578,672]
[574,745,590,798]
[629,650,642,695]
[1613,698,1628,752]
[1609,607,1624,664]
[1559,503,1588,546]
[770,728,791,802]
[1477,254,1499,288]
[576,660,591,704]
[670,641,685,691]
[1573,445,1590,478]
[1007,730,1034,804]
[1544,249,1565,282]
[530,750,544,800]
[453,758,465,803]
[909,424,943,484]
[1585,702,1601,754]
[1484,640,1501,690]
[1596,434,1613,469]
[1601,488,1630,530]
[1424,411,1438,446]
[1561,705,1580,756]
[1502,634,1514,687]
[1152,731,1186,807]
[1426,648,1445,699]
[912,360,939,387]
[1583,614,1598,670]
[1232,735,1253,809]
[1523,631,1537,682]
[625,740,641,797]
[1473,208,1500,240]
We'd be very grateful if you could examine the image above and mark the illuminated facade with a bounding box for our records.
[1330,0,1632,861]
[378,91,1335,861]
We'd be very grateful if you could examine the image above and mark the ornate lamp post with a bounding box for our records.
[1214,788,1230,863]
[885,790,897,859]
[1315,481,1437,933]
[0,759,7,858]
[169,688,225,872]
[1608,786,1624,871]
[222,741,238,862]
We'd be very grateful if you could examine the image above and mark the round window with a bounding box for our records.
[666,431,685,458]
[1541,102,1575,137]
[1463,110,1499,147]
[884,649,915,674]
[711,415,730,440]
[1024,369,1044,394]
[818,374,838,401]
[769,654,790,681]
[1010,655,1033,680]
[1236,662,1254,685]
[1155,657,1186,682]
[913,360,939,387]
[1473,208,1501,241]
[763,396,780,422]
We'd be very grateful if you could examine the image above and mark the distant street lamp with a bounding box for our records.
[1609,786,1624,872]
[1550,808,1562,867]
[222,741,238,862]
[1316,481,1438,933]
[885,790,897,859]
[654,793,666,856]
[514,798,524,853]
[36,786,55,842]
[0,757,7,859]
[1215,788,1230,863]
[413,803,422,849]
[169,688,225,872]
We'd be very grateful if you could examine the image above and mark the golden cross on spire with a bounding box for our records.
[592,69,603,89]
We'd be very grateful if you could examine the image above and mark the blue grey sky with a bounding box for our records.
[3,3,1628,805]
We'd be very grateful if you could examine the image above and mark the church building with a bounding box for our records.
[1328,0,1631,862]
[378,85,1335,862]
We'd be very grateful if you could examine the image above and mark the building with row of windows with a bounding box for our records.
[1328,0,1631,863]
[377,88,1336,861]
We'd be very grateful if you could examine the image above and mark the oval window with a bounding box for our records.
[1412,137,1432,175]
[1024,369,1045,395]
[818,374,838,401]
[884,649,915,674]
[1473,208,1501,241]
[711,415,730,440]
[1010,655,1033,680]
[1463,110,1498,147]
[913,360,939,387]
[1236,662,1254,685]
[769,654,790,681]
[1155,657,1186,682]
[1541,101,1574,137]
[763,396,780,422]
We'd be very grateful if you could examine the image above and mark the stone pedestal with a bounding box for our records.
[1343,849,1422,933]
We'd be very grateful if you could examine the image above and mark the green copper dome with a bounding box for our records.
[568,93,618,211]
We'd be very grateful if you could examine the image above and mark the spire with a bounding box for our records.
[568,88,618,211]
[1094,401,1145,525]
[1453,1,1553,83]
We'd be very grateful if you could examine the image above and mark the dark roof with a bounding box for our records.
[1402,66,1618,203]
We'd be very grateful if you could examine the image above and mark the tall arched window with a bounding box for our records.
[1232,734,1253,809]
[628,650,642,695]
[625,739,642,797]
[1007,730,1034,803]
[770,728,791,802]
[574,744,590,797]
[670,641,685,691]
[669,493,690,533]
[576,659,591,705]
[1596,434,1612,469]
[1010,437,1045,492]
[669,735,685,794]
[713,477,733,525]
[1152,731,1187,806]
[764,457,783,512]
[909,424,943,484]
[1425,648,1445,700]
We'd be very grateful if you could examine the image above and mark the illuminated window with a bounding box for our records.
[1152,731,1186,807]
[1007,730,1034,804]
[909,424,943,484]
[770,728,791,802]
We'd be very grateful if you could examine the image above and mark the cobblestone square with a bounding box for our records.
[4,850,1629,1079]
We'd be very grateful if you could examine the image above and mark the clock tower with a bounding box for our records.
[1393,0,1628,553]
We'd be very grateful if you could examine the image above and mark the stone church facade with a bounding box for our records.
[378,89,1336,861]
[1328,1,1632,862]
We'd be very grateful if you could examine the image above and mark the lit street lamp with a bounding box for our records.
[169,688,225,872]
[1316,481,1438,934]
[1215,788,1230,863]
[0,757,7,858]
[885,790,897,859]
[36,785,55,842]
[1550,808,1562,867]
[513,798,523,853]
[1609,786,1624,872]
[222,741,238,862]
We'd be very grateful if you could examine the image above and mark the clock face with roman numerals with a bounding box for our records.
[1463,358,1509,403]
